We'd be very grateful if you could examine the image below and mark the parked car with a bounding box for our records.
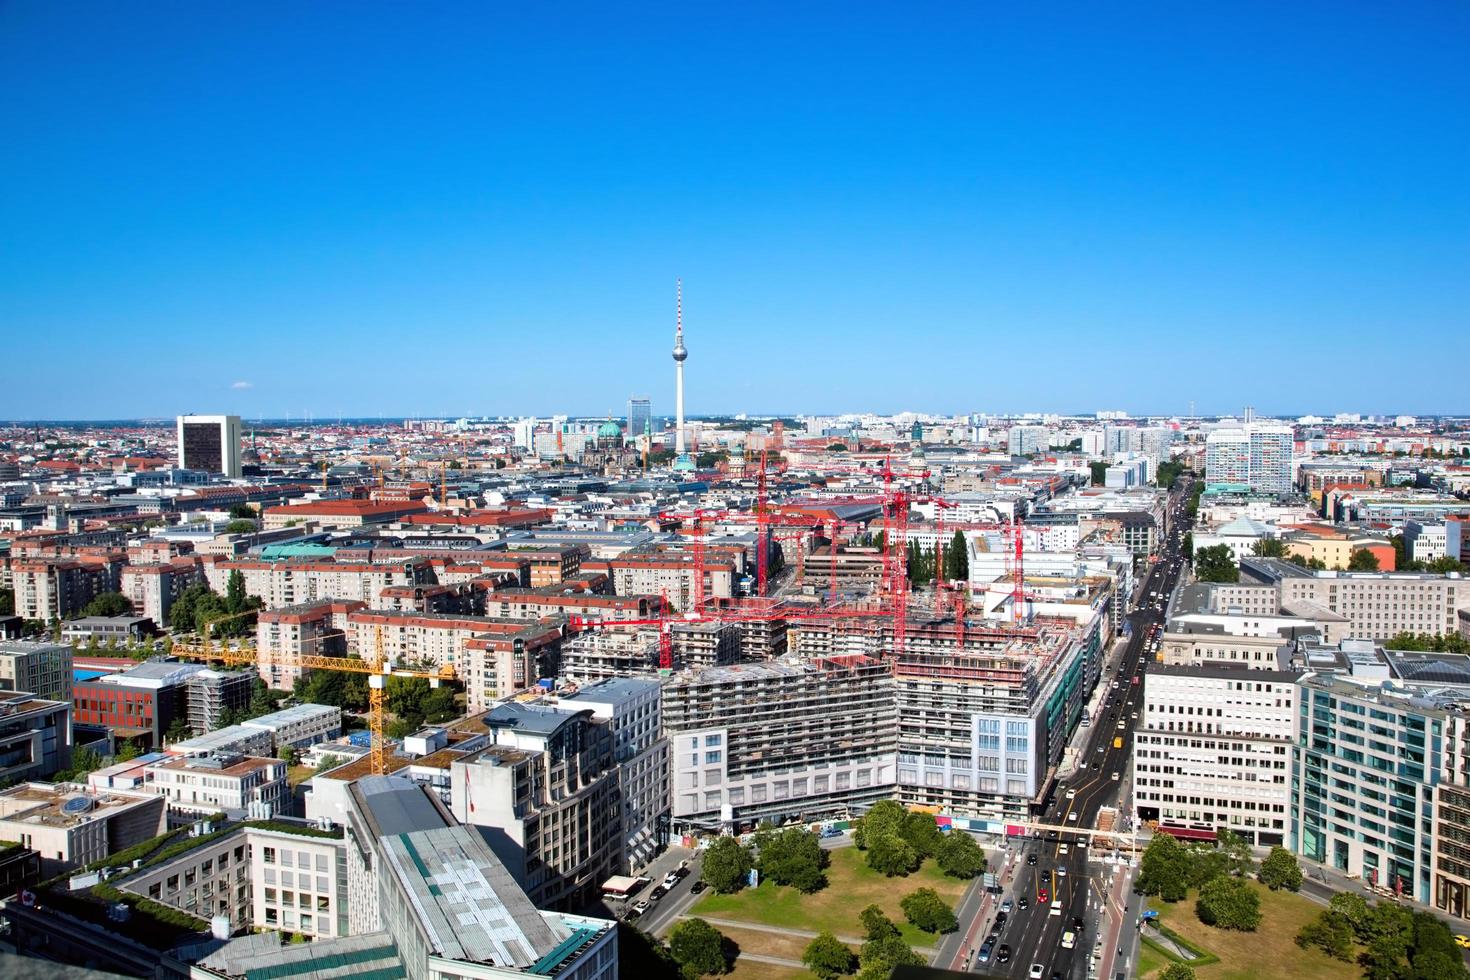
[690,880,707,895]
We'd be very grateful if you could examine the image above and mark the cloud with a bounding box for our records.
[231,380,253,390]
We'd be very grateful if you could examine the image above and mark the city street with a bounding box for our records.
[958,478,1192,978]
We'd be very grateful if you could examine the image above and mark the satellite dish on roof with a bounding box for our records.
[62,796,95,815]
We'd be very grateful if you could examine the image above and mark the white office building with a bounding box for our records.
[1133,662,1298,846]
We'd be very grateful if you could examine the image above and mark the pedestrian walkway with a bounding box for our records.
[681,915,938,956]
[1299,858,1470,935]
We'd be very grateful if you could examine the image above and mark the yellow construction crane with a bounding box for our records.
[171,623,455,776]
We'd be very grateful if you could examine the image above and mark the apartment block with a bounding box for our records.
[0,639,73,702]
[451,702,621,910]
[241,703,343,752]
[560,677,671,870]
[660,654,897,830]
[609,552,735,613]
[203,557,434,610]
[1133,663,1297,846]
[256,599,361,687]
[120,557,205,627]
[10,557,123,620]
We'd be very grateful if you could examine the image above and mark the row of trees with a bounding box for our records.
[904,532,970,585]
[289,670,458,738]
[852,800,986,879]
[1386,632,1470,655]
[1296,892,1469,980]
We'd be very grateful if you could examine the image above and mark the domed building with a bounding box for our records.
[595,419,624,449]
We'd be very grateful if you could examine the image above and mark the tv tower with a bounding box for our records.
[673,279,692,470]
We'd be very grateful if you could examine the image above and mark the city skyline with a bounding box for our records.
[3,3,1468,419]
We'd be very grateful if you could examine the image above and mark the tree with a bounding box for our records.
[223,519,257,535]
[228,503,256,519]
[900,811,943,859]
[857,933,923,980]
[900,887,957,934]
[826,443,850,452]
[1258,847,1303,891]
[1409,949,1467,980]
[1158,966,1198,980]
[278,744,296,766]
[1090,461,1108,486]
[1360,936,1411,980]
[166,716,191,743]
[865,832,919,877]
[421,685,458,724]
[1251,538,1288,558]
[1182,531,1193,556]
[1195,874,1260,931]
[1427,556,1466,574]
[1297,913,1356,962]
[853,800,906,850]
[116,739,139,762]
[316,753,346,773]
[858,905,899,941]
[1138,832,1192,902]
[0,587,14,615]
[1349,548,1382,572]
[1214,829,1254,875]
[701,836,753,894]
[945,530,969,581]
[80,591,132,618]
[1193,545,1240,583]
[803,932,857,980]
[1328,892,1371,935]
[756,827,827,893]
[668,918,729,978]
[935,830,986,879]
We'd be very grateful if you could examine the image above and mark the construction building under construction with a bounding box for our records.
[661,654,897,831]
[788,612,1103,821]
[559,629,661,682]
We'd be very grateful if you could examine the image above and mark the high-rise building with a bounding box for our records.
[1206,423,1293,492]
[628,396,651,447]
[1007,424,1050,456]
[176,414,242,478]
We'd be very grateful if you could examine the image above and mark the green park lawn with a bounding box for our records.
[689,845,970,951]
[725,960,815,980]
[1143,881,1361,980]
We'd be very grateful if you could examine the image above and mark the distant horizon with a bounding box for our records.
[2,410,1465,428]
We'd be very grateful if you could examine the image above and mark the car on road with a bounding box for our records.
[1112,771,1121,781]
[1050,900,1063,916]
[1056,866,1067,878]
[994,911,1008,929]
[1457,934,1470,949]
[1066,789,1076,800]
[1038,887,1050,903]
[1067,811,1079,821]
[1062,930,1076,949]
[1029,965,1045,979]
[1017,896,1030,910]
[997,943,1011,963]
[632,900,650,915]
[1000,899,1013,913]
[690,880,707,895]
[1059,844,1069,855]
[649,885,667,902]
[1073,915,1085,929]
[977,939,995,963]
[1027,853,1038,865]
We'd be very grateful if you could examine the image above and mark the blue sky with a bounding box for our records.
[2,2,1467,420]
